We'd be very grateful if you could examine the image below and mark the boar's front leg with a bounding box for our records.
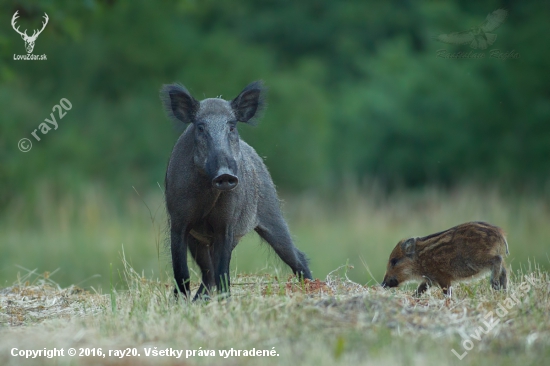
[171,226,190,298]
[188,238,216,301]
[211,230,236,295]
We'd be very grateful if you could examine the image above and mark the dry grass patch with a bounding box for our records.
[1,262,549,365]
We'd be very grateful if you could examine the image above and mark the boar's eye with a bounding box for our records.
[390,258,399,267]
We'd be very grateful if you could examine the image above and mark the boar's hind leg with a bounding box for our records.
[490,255,506,290]
[171,227,190,298]
[255,212,312,280]
[188,238,215,300]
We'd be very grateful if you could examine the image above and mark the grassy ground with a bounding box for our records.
[1,184,549,364]
[0,261,548,365]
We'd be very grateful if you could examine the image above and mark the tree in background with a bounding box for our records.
[1,0,549,210]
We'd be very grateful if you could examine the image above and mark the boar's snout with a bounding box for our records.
[381,276,399,288]
[212,171,239,191]
[208,155,239,191]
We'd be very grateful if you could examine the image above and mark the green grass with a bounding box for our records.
[1,183,548,290]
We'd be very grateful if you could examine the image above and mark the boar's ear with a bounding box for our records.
[401,237,417,257]
[231,80,266,125]
[160,84,200,125]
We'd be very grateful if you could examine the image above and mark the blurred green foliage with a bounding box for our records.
[1,0,550,210]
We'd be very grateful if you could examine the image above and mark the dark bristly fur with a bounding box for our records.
[160,81,312,300]
[381,221,509,297]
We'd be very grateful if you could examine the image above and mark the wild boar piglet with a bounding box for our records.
[381,222,509,297]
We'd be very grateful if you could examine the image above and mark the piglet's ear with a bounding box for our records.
[231,80,266,125]
[401,237,417,257]
[160,84,200,125]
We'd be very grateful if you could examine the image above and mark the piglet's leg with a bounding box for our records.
[490,255,505,290]
[414,282,429,297]
[438,279,452,297]
[498,267,508,290]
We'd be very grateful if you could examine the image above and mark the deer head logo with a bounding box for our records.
[11,11,49,54]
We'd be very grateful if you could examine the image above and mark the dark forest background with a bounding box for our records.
[2,0,549,204]
[1,0,549,288]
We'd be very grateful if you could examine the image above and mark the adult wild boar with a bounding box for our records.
[160,81,312,299]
